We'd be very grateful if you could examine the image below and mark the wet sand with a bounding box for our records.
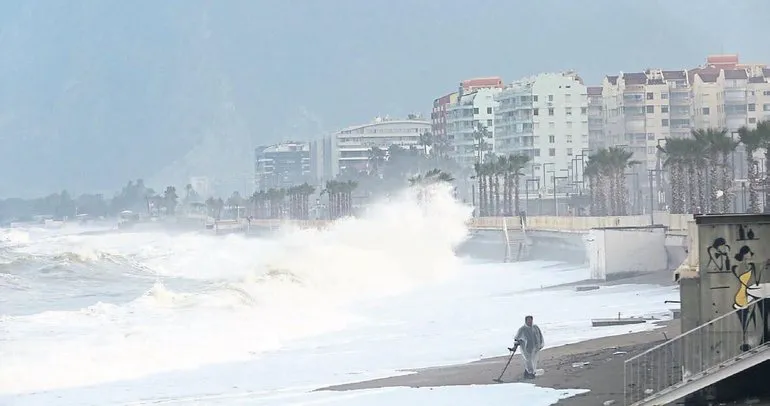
[318,320,680,405]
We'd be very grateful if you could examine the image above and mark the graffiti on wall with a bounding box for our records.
[705,224,770,351]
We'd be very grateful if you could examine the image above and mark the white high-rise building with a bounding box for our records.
[495,72,589,209]
[332,116,430,176]
[445,83,503,168]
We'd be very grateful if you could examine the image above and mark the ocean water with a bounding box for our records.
[0,184,679,405]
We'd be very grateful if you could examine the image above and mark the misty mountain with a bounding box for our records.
[0,0,768,197]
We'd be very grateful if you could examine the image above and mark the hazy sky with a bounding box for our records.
[0,0,768,197]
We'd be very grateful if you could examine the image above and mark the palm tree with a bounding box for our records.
[584,158,604,215]
[585,147,637,216]
[296,182,315,219]
[249,190,268,219]
[757,120,770,212]
[419,131,433,156]
[226,191,244,218]
[693,128,728,213]
[660,138,689,214]
[738,126,763,213]
[473,123,491,164]
[368,147,386,176]
[163,186,178,215]
[606,147,639,215]
[714,131,739,213]
[473,162,487,216]
[507,154,531,216]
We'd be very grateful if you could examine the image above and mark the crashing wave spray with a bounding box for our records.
[0,182,472,394]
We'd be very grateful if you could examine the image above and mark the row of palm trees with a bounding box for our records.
[584,121,770,216]
[472,154,532,216]
[322,180,358,220]
[657,123,770,214]
[584,147,639,216]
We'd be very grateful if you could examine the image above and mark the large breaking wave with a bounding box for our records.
[0,183,472,394]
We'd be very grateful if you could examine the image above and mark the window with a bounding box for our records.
[565,107,572,115]
[661,105,669,113]
[662,119,669,127]
[764,91,770,96]
[548,95,554,102]
[567,121,573,128]
[661,93,669,99]
[533,95,539,102]
[473,107,479,114]
[548,108,554,116]
[549,122,556,129]
[533,108,539,116]
[702,107,710,115]
[549,135,555,143]
[646,105,655,114]
[549,148,556,157]
[534,149,540,157]
[647,133,655,140]
[749,104,756,112]
[487,119,493,126]
[750,117,757,124]
[581,107,587,115]
[565,94,572,102]
[567,148,573,156]
[487,107,493,114]
[646,92,654,100]
[648,146,656,154]
[566,135,573,143]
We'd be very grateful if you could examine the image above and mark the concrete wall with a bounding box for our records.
[587,226,668,280]
[695,216,770,324]
[678,215,770,404]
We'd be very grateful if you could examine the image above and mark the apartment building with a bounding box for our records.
[333,116,430,174]
[495,72,589,202]
[445,87,501,168]
[587,86,605,151]
[431,92,458,146]
[254,142,312,191]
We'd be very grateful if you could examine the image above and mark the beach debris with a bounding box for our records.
[591,317,647,327]
[745,398,760,404]
[603,400,616,406]
[612,351,628,355]
[571,361,591,368]
[644,388,654,395]
[575,285,600,292]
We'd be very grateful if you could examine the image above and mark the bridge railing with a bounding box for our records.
[471,213,692,232]
[247,214,694,233]
[623,300,770,405]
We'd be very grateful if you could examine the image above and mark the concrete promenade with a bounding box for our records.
[243,212,694,234]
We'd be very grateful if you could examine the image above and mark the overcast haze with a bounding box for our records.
[0,0,768,197]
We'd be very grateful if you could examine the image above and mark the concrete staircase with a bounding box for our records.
[624,301,770,406]
[503,217,529,262]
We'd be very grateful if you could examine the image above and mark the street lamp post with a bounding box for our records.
[525,178,540,215]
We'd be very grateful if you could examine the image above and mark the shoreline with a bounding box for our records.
[316,319,680,405]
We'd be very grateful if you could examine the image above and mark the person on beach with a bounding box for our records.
[508,315,544,379]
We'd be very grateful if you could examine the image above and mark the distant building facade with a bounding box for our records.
[446,86,502,168]
[431,92,458,145]
[333,116,430,174]
[254,142,311,191]
[494,71,589,202]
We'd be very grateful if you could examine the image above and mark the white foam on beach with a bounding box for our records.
[0,183,473,395]
[0,183,679,405]
[3,259,678,405]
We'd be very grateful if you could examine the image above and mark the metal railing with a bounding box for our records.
[624,300,770,405]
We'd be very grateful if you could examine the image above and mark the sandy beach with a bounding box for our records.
[318,320,679,405]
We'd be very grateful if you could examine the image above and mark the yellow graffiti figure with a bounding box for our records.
[734,269,754,309]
